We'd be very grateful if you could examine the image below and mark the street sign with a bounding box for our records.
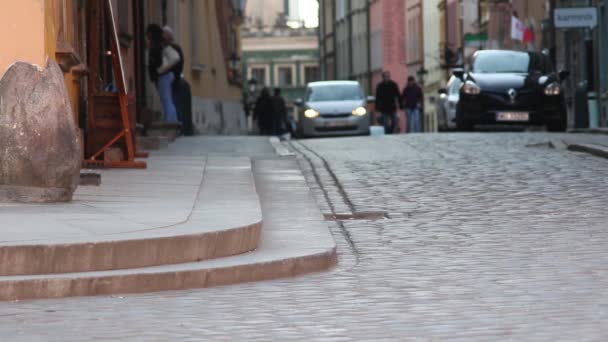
[464,32,488,42]
[555,7,598,29]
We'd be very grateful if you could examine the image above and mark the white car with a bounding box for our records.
[295,81,371,138]
[436,76,462,131]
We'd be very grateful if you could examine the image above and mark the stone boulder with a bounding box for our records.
[0,60,81,202]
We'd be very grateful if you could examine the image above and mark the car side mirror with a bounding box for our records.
[367,96,376,103]
[558,70,570,81]
[438,88,447,95]
[294,98,303,107]
[453,70,464,80]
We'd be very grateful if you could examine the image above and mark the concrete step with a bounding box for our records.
[0,157,337,301]
[0,156,262,276]
[146,121,180,142]
[567,143,608,159]
[136,135,170,151]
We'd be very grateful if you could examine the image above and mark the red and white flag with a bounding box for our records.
[523,26,535,44]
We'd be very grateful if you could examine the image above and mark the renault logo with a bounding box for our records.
[508,88,517,103]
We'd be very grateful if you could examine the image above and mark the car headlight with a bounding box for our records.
[351,106,367,116]
[544,82,561,96]
[463,81,481,95]
[304,109,320,118]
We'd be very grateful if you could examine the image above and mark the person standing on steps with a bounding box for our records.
[163,25,194,135]
[146,23,181,124]
[401,76,423,133]
[162,26,184,117]
[375,71,401,134]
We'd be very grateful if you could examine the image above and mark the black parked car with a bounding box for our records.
[454,50,569,131]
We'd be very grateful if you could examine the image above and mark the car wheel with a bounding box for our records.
[455,106,474,132]
[547,112,567,132]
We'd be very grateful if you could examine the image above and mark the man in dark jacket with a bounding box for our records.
[375,71,401,134]
[401,76,423,133]
[271,88,288,136]
[254,88,275,135]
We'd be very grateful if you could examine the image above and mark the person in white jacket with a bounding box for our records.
[146,24,181,124]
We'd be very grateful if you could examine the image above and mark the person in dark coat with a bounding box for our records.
[271,88,288,136]
[254,88,275,135]
[401,76,423,133]
[375,71,401,134]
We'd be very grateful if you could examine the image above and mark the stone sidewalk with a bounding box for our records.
[0,136,336,300]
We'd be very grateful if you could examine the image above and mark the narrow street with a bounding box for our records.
[1,133,607,341]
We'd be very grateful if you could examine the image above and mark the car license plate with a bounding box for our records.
[496,112,529,122]
[325,121,349,127]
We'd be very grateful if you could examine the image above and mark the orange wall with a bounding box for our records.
[0,0,46,77]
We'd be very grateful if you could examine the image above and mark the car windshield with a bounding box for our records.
[306,84,364,102]
[472,52,553,74]
[449,78,462,94]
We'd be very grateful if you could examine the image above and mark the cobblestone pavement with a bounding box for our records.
[1,133,608,341]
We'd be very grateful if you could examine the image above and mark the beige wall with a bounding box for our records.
[0,0,46,77]
[168,0,241,102]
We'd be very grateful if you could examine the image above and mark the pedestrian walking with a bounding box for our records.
[401,76,423,133]
[375,71,401,134]
[254,88,275,135]
[271,88,289,136]
[146,24,181,124]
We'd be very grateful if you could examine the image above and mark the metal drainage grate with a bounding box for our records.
[324,212,388,221]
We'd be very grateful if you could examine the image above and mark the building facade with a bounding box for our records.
[600,0,608,126]
[319,0,336,80]
[422,0,443,132]
[318,0,371,94]
[242,0,320,117]
[242,29,320,102]
[0,0,144,160]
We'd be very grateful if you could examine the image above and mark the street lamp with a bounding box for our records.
[248,78,258,93]
[416,68,429,86]
[228,53,241,81]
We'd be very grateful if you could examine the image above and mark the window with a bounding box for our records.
[406,6,422,64]
[250,67,266,85]
[306,84,364,102]
[278,67,294,86]
[303,65,320,84]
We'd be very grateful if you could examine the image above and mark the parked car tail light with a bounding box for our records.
[351,107,367,116]
[463,81,481,95]
[304,109,320,118]
[544,82,561,96]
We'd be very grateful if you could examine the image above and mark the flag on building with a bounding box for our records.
[523,20,535,44]
[511,16,527,41]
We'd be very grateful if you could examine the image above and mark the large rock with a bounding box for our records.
[0,60,81,202]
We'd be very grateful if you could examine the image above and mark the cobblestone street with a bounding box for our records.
[1,133,608,341]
